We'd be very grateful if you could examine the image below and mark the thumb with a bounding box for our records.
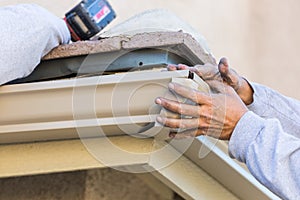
[218,57,241,91]
[218,57,230,78]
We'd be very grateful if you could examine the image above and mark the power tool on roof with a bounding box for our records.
[65,0,116,41]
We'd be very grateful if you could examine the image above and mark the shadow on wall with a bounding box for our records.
[0,169,177,200]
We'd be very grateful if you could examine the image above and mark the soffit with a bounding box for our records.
[0,136,239,200]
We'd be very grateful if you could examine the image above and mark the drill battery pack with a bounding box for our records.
[65,0,116,41]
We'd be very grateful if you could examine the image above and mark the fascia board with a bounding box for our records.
[169,138,280,200]
[0,135,238,199]
[0,136,154,178]
[143,135,279,199]
[147,139,239,200]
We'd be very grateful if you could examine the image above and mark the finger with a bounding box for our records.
[193,64,221,81]
[169,82,211,105]
[188,66,202,74]
[156,116,200,129]
[171,126,227,140]
[155,97,200,117]
[218,57,230,75]
[167,64,178,71]
[218,58,233,84]
[177,64,190,70]
[169,128,206,139]
[218,57,241,90]
[167,64,190,71]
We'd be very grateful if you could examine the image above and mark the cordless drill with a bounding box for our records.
[64,0,116,41]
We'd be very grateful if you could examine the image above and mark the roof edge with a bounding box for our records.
[43,31,215,64]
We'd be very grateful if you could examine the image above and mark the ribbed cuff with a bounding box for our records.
[229,111,266,163]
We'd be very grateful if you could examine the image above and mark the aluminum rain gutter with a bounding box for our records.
[0,70,192,144]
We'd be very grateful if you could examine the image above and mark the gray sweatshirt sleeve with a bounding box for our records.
[0,4,70,85]
[229,83,300,199]
[247,82,300,139]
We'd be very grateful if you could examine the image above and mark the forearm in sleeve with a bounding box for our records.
[229,111,300,200]
[247,82,300,138]
[0,4,70,85]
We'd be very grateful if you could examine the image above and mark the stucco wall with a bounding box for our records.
[1,0,299,99]
[0,169,170,200]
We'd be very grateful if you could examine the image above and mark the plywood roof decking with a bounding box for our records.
[43,31,216,65]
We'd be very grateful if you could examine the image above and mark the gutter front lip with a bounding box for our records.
[0,70,189,93]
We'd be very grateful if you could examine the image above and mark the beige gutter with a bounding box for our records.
[0,70,192,143]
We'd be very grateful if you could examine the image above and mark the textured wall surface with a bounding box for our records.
[0,169,172,200]
[0,0,299,99]
[84,169,166,200]
[0,171,87,200]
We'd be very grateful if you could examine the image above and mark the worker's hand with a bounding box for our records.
[168,58,254,105]
[155,81,248,140]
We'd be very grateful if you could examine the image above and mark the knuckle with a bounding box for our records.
[195,91,206,103]
[190,90,200,102]
[180,122,188,129]
[165,101,182,113]
[177,104,186,115]
[163,100,172,109]
[203,107,213,119]
[206,96,213,105]
[195,129,204,137]
[165,119,179,128]
[163,100,174,109]
[196,106,202,116]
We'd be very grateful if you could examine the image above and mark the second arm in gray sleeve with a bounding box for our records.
[247,82,300,138]
[0,4,70,85]
[229,111,300,200]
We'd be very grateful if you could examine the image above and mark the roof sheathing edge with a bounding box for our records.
[43,32,215,65]
[182,33,216,65]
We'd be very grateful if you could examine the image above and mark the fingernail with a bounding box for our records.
[155,98,162,105]
[220,57,229,66]
[156,116,163,123]
[167,64,176,70]
[178,64,187,70]
[168,83,175,90]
